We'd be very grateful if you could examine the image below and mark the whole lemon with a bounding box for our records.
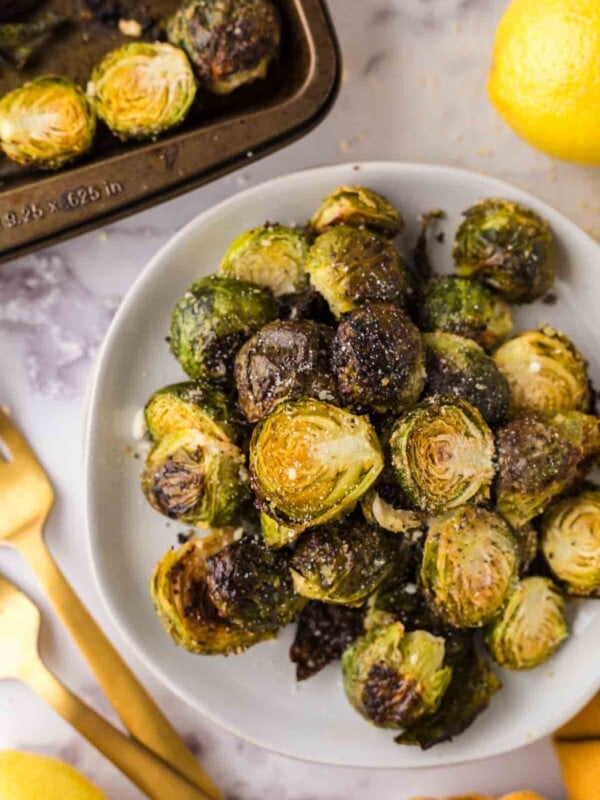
[488,0,600,164]
[0,751,108,800]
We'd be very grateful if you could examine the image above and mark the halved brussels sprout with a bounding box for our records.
[453,198,554,303]
[360,488,424,536]
[495,412,600,528]
[250,398,383,531]
[333,303,426,414]
[88,42,196,140]
[541,488,600,597]
[389,397,495,515]
[234,320,337,423]
[290,523,395,606]
[493,327,590,417]
[342,623,452,729]
[418,276,513,351]
[219,224,309,297]
[167,0,280,94]
[142,428,249,528]
[170,275,278,382]
[144,380,240,443]
[259,510,300,549]
[0,76,95,169]
[421,505,520,628]
[305,226,412,319]
[151,531,269,654]
[423,332,510,426]
[310,185,404,237]
[485,577,568,670]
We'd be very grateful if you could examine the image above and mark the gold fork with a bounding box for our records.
[0,576,212,799]
[0,408,221,800]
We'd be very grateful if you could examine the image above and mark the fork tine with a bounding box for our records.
[0,408,41,468]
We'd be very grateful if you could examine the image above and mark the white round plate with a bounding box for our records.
[85,162,600,768]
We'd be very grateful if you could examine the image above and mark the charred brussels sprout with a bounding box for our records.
[541,489,600,597]
[259,510,300,549]
[341,623,452,729]
[311,185,404,238]
[234,320,337,423]
[170,275,277,382]
[0,76,95,169]
[453,198,554,303]
[493,327,590,417]
[333,303,426,415]
[219,224,309,296]
[495,412,600,528]
[167,0,280,95]
[389,397,495,515]
[305,226,412,319]
[361,489,423,536]
[423,332,510,426]
[142,428,249,528]
[485,577,568,670]
[419,276,513,351]
[421,505,520,628]
[250,399,383,531]
[88,42,196,140]
[290,523,395,606]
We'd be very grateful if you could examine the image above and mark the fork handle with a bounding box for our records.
[25,656,211,800]
[14,523,222,800]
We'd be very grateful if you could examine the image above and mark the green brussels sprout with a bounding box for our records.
[310,185,404,238]
[305,226,412,319]
[250,398,384,531]
[170,275,278,382]
[290,523,395,606]
[144,380,240,443]
[495,412,600,528]
[151,531,270,654]
[423,332,510,426]
[341,623,452,729]
[389,397,495,515]
[234,320,337,423]
[88,42,196,140]
[259,510,300,549]
[493,326,590,417]
[360,488,424,536]
[453,198,554,303]
[333,303,426,414]
[142,428,249,528]
[541,488,600,597]
[421,505,520,628]
[167,0,280,95]
[0,76,95,169]
[219,224,309,297]
[485,577,568,670]
[419,276,513,351]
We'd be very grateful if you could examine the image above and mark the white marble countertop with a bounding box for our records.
[1,1,599,797]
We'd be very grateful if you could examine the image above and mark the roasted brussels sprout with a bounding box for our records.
[541,488,600,596]
[167,0,280,94]
[341,623,452,729]
[88,42,196,140]
[310,185,404,238]
[361,488,423,536]
[259,511,300,549]
[234,320,337,423]
[389,397,495,515]
[219,224,308,297]
[421,505,520,628]
[142,428,249,528]
[423,332,510,426]
[305,226,412,319]
[495,412,600,528]
[170,275,278,382]
[0,13,66,70]
[151,531,270,654]
[493,327,590,417]
[333,303,426,414]
[0,76,95,169]
[419,276,513,351]
[485,577,568,670]
[290,523,395,606]
[453,198,554,303]
[250,398,383,531]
